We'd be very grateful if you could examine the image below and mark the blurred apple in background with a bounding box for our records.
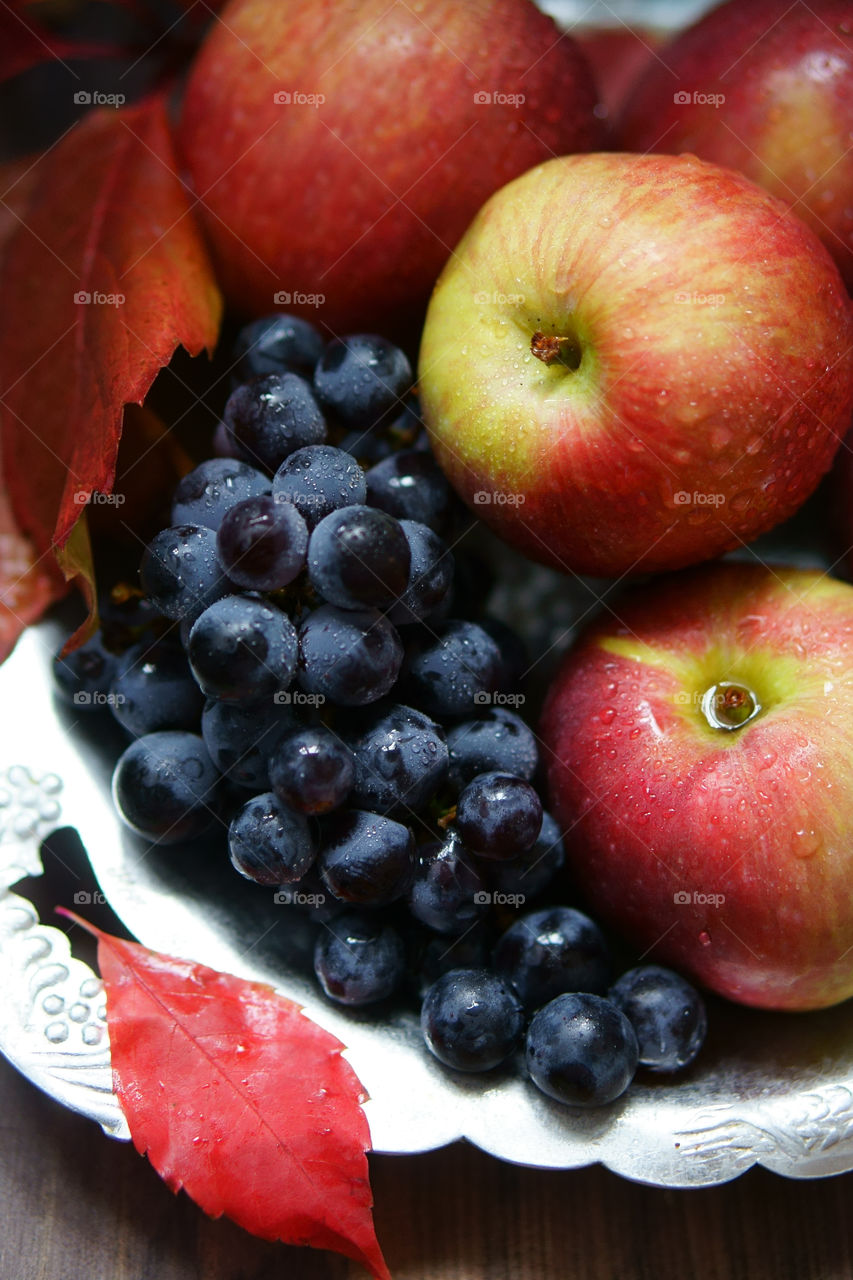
[178,0,602,333]
[419,151,853,578]
[575,24,665,135]
[619,0,853,289]
[542,563,853,1012]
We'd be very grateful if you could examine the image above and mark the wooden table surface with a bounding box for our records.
[2,1053,852,1280]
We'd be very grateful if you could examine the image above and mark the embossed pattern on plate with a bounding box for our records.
[0,759,128,1138]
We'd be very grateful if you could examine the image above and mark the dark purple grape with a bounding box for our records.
[409,831,487,935]
[187,595,298,702]
[217,494,308,590]
[307,505,410,610]
[140,525,228,625]
[421,969,523,1072]
[386,521,453,626]
[112,731,218,845]
[313,334,412,431]
[298,605,402,706]
[365,449,452,531]
[228,791,314,885]
[272,445,366,530]
[338,430,396,467]
[350,704,448,815]
[488,811,565,901]
[314,912,405,1006]
[170,458,269,531]
[52,635,118,710]
[494,906,611,1012]
[404,620,503,719]
[526,994,638,1107]
[110,638,204,737]
[224,372,326,472]
[232,313,324,381]
[608,966,707,1073]
[268,725,355,815]
[97,590,162,652]
[201,698,295,790]
[318,809,414,906]
[446,708,538,789]
[455,771,542,860]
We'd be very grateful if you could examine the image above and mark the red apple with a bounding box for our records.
[619,0,853,290]
[177,0,602,332]
[541,562,853,1011]
[418,152,853,578]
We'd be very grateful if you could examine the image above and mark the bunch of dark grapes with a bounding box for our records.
[54,314,707,1106]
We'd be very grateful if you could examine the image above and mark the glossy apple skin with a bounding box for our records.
[619,0,853,289]
[419,152,853,578]
[541,563,853,1011]
[177,0,602,331]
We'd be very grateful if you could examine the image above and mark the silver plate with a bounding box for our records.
[3,571,853,1187]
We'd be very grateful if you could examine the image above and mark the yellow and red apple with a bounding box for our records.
[541,563,853,1012]
[419,152,853,577]
[619,0,853,289]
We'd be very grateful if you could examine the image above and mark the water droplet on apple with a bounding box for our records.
[698,931,711,947]
[600,707,616,724]
[677,402,704,426]
[622,327,634,339]
[792,829,821,858]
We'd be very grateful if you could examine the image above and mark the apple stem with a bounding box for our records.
[700,681,761,731]
[531,331,581,369]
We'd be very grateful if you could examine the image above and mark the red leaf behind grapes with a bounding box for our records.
[0,94,222,615]
[63,915,391,1279]
[0,155,68,660]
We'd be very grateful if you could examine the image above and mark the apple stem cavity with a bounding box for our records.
[700,681,761,732]
[531,330,582,371]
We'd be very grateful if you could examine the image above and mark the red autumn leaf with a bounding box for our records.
[61,913,391,1280]
[0,485,65,660]
[0,155,68,659]
[0,93,222,618]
